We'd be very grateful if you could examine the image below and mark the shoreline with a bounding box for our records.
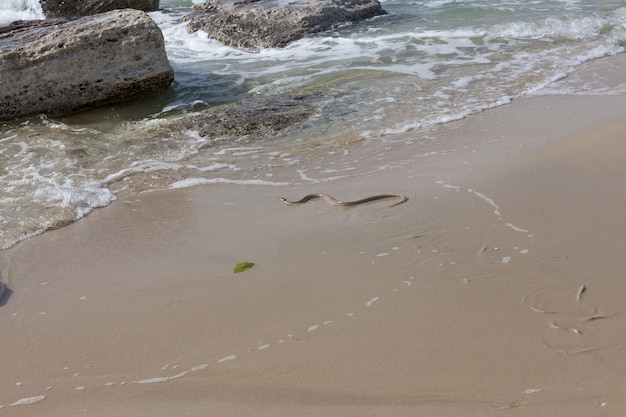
[2,54,626,415]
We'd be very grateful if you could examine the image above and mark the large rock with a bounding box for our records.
[40,0,160,18]
[0,9,174,121]
[183,0,386,50]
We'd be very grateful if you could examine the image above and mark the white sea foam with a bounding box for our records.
[366,296,380,307]
[9,395,46,407]
[134,371,188,384]
[169,177,290,189]
[468,189,501,217]
[505,223,529,233]
[0,0,45,25]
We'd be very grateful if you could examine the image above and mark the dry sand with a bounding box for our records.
[2,54,626,416]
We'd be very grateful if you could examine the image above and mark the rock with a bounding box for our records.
[0,9,174,121]
[40,0,160,18]
[183,0,386,50]
[147,92,322,143]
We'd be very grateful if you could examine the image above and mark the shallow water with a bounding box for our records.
[1,0,625,249]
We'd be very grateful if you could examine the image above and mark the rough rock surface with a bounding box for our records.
[0,9,174,121]
[147,92,322,143]
[183,0,386,50]
[40,0,160,18]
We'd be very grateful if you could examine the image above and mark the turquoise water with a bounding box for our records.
[1,0,625,249]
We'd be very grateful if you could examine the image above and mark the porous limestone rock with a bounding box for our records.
[40,0,160,18]
[146,92,323,142]
[0,9,174,121]
[183,0,386,50]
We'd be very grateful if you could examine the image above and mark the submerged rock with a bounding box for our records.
[148,92,322,142]
[183,0,386,50]
[40,0,160,18]
[0,9,174,121]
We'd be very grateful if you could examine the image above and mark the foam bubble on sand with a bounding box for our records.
[307,324,320,332]
[366,296,380,307]
[134,371,188,384]
[468,188,501,216]
[505,222,529,233]
[169,177,290,189]
[9,395,46,406]
[522,388,542,395]
[134,363,209,384]
[217,355,237,363]
[257,344,271,350]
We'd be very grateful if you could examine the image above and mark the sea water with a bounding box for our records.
[0,0,625,249]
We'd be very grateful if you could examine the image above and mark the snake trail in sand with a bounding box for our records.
[280,193,408,207]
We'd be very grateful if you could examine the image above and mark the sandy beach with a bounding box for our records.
[2,54,626,416]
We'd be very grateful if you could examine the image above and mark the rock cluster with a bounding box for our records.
[39,0,160,18]
[0,9,174,121]
[183,0,386,50]
[0,0,386,121]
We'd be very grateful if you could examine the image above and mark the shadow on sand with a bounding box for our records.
[0,282,11,307]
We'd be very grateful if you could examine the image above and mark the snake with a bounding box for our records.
[280,193,408,207]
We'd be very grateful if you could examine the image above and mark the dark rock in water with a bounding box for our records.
[146,92,322,143]
[0,9,174,121]
[183,0,386,50]
[40,0,160,18]
[0,282,6,301]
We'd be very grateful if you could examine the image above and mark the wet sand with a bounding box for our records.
[2,54,626,416]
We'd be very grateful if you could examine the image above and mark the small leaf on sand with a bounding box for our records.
[233,262,255,273]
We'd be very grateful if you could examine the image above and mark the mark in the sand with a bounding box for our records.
[366,296,380,307]
[524,284,615,354]
[523,286,590,314]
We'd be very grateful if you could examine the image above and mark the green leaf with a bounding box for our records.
[233,261,255,274]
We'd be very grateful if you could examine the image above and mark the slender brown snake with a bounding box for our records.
[280,193,408,207]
